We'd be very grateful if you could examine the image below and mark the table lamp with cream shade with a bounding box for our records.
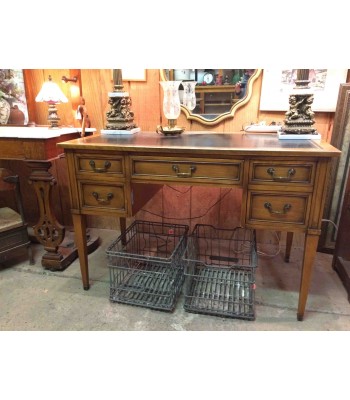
[35,75,68,128]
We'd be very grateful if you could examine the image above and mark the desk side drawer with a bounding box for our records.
[246,191,311,227]
[250,161,315,186]
[78,181,127,213]
[75,153,125,177]
[131,157,244,185]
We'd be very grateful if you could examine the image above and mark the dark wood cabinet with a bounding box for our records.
[333,165,350,301]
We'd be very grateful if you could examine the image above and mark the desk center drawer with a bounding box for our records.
[131,157,243,184]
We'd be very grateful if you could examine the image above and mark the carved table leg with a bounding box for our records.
[27,161,67,269]
[27,160,99,271]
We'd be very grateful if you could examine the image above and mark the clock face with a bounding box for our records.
[203,72,214,85]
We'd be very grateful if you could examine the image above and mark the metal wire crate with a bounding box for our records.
[182,224,258,320]
[106,220,189,311]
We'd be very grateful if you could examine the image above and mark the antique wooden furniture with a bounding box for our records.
[332,167,350,301]
[58,132,340,320]
[0,126,97,270]
[0,168,34,265]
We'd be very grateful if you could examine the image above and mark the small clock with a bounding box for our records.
[203,71,214,85]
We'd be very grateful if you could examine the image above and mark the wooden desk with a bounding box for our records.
[58,132,341,320]
[0,126,97,270]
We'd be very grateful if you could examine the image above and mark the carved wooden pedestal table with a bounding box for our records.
[0,126,99,271]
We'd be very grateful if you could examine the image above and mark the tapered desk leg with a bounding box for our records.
[297,232,319,321]
[285,232,294,262]
[120,217,127,245]
[72,213,90,290]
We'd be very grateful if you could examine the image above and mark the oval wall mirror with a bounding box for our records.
[160,69,262,126]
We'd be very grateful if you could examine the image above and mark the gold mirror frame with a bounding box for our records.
[160,69,262,126]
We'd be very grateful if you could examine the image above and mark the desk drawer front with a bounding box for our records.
[79,181,127,212]
[131,157,243,184]
[247,192,311,226]
[250,161,315,186]
[76,154,125,176]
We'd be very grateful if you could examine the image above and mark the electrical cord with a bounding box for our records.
[256,231,281,258]
[165,185,192,194]
[321,218,338,232]
[140,187,233,221]
[140,186,282,258]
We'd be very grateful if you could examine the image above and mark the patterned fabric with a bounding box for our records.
[0,207,22,233]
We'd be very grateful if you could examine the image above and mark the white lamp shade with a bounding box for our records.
[35,78,68,104]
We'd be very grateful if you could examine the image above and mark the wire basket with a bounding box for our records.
[182,224,258,320]
[106,220,189,311]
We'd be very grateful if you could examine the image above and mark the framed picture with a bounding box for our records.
[0,69,29,125]
[318,83,350,252]
[260,69,348,112]
[122,68,146,81]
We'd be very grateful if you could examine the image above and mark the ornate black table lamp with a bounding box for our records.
[279,69,321,139]
[101,69,140,134]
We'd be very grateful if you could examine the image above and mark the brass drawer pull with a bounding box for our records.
[172,164,196,178]
[92,191,114,204]
[89,160,111,173]
[264,202,292,214]
[267,167,296,181]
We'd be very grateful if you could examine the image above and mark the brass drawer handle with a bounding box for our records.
[264,202,292,214]
[267,167,296,181]
[92,191,114,204]
[172,164,196,178]
[89,160,111,173]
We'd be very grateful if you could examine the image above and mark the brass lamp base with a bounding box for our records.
[47,103,60,129]
[281,70,317,137]
[280,92,316,136]
[156,119,185,136]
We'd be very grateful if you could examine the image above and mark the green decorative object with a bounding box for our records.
[231,69,243,85]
